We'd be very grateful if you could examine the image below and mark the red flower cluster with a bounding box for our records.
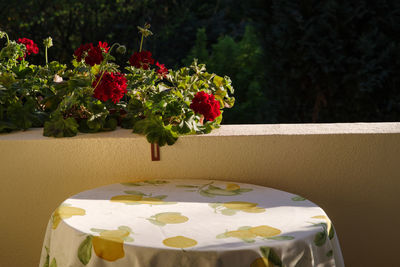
[129,51,154,70]
[156,62,168,78]
[190,91,221,122]
[98,41,109,53]
[92,72,127,103]
[74,42,109,66]
[17,38,39,57]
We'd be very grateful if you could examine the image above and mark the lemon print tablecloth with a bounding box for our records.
[39,179,344,267]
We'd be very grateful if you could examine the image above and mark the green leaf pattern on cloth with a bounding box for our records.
[291,195,306,201]
[78,235,93,265]
[121,180,169,186]
[38,180,342,267]
[110,190,175,205]
[177,182,253,197]
[49,258,57,267]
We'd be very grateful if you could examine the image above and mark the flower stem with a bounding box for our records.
[93,71,105,91]
[5,32,9,46]
[45,47,48,65]
[139,34,144,52]
[92,42,120,90]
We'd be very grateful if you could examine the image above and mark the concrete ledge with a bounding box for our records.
[1,123,399,266]
[1,122,399,140]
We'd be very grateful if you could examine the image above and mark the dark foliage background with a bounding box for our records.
[1,0,399,123]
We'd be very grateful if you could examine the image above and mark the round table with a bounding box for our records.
[39,179,344,267]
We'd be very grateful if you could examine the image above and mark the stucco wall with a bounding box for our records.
[1,123,399,267]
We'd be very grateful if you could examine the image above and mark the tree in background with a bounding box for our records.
[1,0,399,123]
[260,0,400,122]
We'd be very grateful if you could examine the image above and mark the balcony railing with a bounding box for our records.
[1,122,399,266]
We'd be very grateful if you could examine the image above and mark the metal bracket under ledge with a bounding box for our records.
[151,143,160,161]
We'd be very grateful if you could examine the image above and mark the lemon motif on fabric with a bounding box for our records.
[147,212,189,226]
[163,236,197,249]
[176,182,253,197]
[217,225,293,243]
[52,204,86,229]
[226,183,241,191]
[92,230,128,261]
[110,190,176,205]
[77,226,134,264]
[210,201,265,215]
[250,246,283,267]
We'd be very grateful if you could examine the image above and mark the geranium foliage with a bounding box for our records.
[0,27,234,146]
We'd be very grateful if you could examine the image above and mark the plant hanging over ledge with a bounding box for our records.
[0,25,234,146]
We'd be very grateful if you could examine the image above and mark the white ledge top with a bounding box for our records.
[0,123,399,141]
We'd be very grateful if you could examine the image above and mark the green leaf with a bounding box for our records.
[42,252,49,267]
[237,188,253,193]
[121,113,140,129]
[176,185,199,188]
[153,195,167,200]
[121,182,141,186]
[208,185,222,190]
[314,231,327,247]
[133,116,178,146]
[260,247,282,266]
[213,75,224,87]
[49,258,57,267]
[329,226,335,240]
[7,100,35,130]
[104,118,117,130]
[260,246,270,259]
[0,120,17,133]
[221,209,237,216]
[199,190,215,198]
[144,180,169,185]
[124,190,145,196]
[326,250,333,257]
[77,235,92,265]
[268,249,282,266]
[291,196,306,201]
[31,111,50,127]
[118,226,133,233]
[242,238,255,243]
[204,188,238,196]
[43,113,78,137]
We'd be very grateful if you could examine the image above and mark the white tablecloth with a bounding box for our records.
[39,179,344,267]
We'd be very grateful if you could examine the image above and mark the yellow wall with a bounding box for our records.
[1,124,399,267]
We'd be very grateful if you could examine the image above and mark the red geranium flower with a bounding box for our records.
[17,38,39,57]
[129,51,154,70]
[74,43,92,62]
[98,41,110,53]
[92,72,127,103]
[85,45,103,66]
[74,42,107,66]
[190,91,221,122]
[156,62,168,79]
